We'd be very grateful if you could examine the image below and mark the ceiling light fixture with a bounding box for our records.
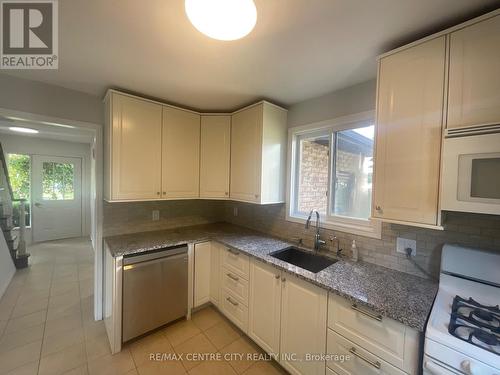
[9,127,39,134]
[185,0,257,41]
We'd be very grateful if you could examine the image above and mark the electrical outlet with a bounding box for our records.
[152,210,160,221]
[396,237,416,256]
[233,207,238,217]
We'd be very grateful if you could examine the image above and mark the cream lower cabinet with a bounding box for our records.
[248,259,327,375]
[193,242,211,308]
[326,293,419,375]
[230,102,287,204]
[373,36,445,227]
[209,242,221,306]
[200,115,231,199]
[248,259,282,356]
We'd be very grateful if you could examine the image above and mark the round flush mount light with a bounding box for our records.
[185,0,257,41]
[9,127,39,134]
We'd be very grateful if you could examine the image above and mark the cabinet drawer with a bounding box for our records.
[221,266,249,305]
[221,247,250,279]
[328,293,406,369]
[220,289,248,332]
[327,329,406,375]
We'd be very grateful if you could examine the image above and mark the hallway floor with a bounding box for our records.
[0,238,287,375]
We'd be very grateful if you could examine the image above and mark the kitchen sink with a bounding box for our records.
[270,246,337,273]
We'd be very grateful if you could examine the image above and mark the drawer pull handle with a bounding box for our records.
[275,274,280,279]
[226,297,239,306]
[351,303,383,321]
[349,347,381,369]
[228,249,239,256]
[227,273,239,282]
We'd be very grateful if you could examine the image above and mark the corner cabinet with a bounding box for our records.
[200,115,231,199]
[104,91,163,200]
[373,37,445,227]
[447,14,500,129]
[230,102,288,204]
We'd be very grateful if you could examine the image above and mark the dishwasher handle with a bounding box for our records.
[123,252,187,270]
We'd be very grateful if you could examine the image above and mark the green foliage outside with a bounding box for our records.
[7,154,31,227]
[42,162,75,200]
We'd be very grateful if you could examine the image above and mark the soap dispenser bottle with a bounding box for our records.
[351,240,358,262]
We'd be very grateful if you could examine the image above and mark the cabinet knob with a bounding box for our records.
[255,194,259,199]
[225,192,229,196]
[156,192,160,196]
[375,205,382,213]
[162,192,166,195]
[281,277,286,282]
[275,274,280,279]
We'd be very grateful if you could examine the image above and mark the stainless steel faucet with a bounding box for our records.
[305,210,326,251]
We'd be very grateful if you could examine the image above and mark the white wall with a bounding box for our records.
[0,233,15,299]
[0,133,92,244]
[0,73,103,125]
[287,79,376,127]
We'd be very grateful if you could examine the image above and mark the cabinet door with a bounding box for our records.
[230,105,263,203]
[194,242,211,307]
[248,259,281,356]
[110,93,162,200]
[373,37,445,225]
[448,15,500,129]
[200,116,231,199]
[162,107,200,199]
[280,273,327,375]
[210,242,220,306]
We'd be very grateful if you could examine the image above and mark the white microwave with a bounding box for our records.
[441,126,500,215]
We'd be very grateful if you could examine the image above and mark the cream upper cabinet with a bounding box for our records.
[448,15,500,129]
[230,102,287,204]
[105,92,162,201]
[280,273,327,375]
[373,36,445,226]
[200,115,231,199]
[248,259,281,356]
[162,106,201,199]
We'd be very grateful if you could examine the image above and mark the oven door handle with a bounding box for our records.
[423,360,456,375]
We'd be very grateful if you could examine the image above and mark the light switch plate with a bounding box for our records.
[152,210,160,221]
[396,237,416,256]
[233,207,238,217]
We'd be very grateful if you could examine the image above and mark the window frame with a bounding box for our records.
[286,110,381,239]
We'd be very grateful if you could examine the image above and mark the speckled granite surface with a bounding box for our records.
[105,223,438,331]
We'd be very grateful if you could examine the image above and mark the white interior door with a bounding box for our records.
[32,155,82,242]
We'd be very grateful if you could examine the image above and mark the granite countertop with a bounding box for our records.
[105,223,438,332]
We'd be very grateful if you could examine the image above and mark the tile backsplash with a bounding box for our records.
[222,202,500,279]
[103,199,500,279]
[102,200,224,237]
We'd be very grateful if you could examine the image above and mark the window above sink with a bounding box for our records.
[286,111,382,239]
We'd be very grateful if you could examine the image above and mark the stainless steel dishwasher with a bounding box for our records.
[122,245,188,342]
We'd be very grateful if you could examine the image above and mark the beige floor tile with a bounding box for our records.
[48,291,81,309]
[84,320,107,342]
[87,349,135,375]
[46,303,81,322]
[85,331,112,361]
[129,332,173,367]
[3,360,39,375]
[0,320,7,337]
[0,340,42,374]
[62,364,89,375]
[44,313,82,338]
[220,337,262,374]
[16,289,50,304]
[136,359,185,375]
[124,369,139,375]
[174,333,217,370]
[204,320,241,350]
[11,296,49,318]
[191,307,223,331]
[188,360,236,375]
[163,320,201,348]
[0,303,14,321]
[50,281,80,297]
[42,326,84,357]
[38,342,86,375]
[242,360,287,375]
[0,323,45,354]
[4,310,46,335]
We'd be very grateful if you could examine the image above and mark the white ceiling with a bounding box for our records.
[5,0,500,111]
[0,118,94,144]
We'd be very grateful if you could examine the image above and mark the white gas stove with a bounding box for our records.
[424,244,500,374]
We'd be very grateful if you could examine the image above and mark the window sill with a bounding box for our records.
[286,214,382,239]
